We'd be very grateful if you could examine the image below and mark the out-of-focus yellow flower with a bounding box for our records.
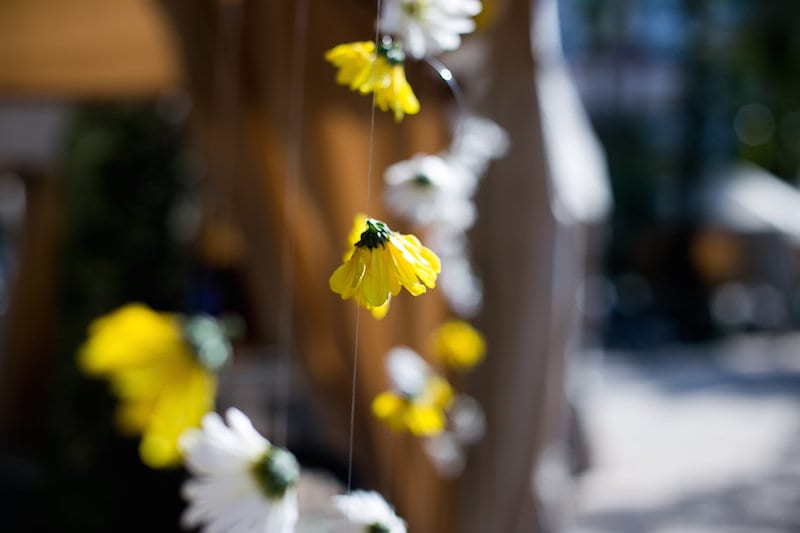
[78,304,223,469]
[431,319,486,371]
[325,37,420,122]
[329,215,440,317]
[372,375,453,436]
[371,346,454,436]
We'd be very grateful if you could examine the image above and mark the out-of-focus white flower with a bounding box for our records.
[383,118,509,234]
[180,408,299,533]
[383,116,508,317]
[449,115,510,177]
[332,491,407,533]
[439,252,483,317]
[373,347,455,436]
[380,0,482,59]
[294,470,345,533]
[449,395,486,444]
[424,432,466,478]
[384,154,476,230]
[423,395,486,478]
[386,346,431,397]
[427,229,483,317]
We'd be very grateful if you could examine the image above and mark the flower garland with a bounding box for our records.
[325,0,506,480]
[74,0,509,529]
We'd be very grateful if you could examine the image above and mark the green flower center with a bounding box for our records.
[412,173,433,187]
[356,218,392,249]
[183,315,232,371]
[402,0,425,18]
[369,524,391,533]
[250,447,300,500]
[378,36,405,65]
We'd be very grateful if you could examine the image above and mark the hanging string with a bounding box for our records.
[212,0,242,230]
[363,17,383,215]
[346,0,384,500]
[345,309,362,496]
[424,56,468,152]
[274,0,311,450]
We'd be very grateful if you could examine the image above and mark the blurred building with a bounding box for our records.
[559,0,800,346]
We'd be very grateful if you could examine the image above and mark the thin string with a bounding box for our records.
[345,309,361,494]
[364,90,378,214]
[346,0,383,500]
[364,2,384,216]
[274,0,311,450]
[424,57,468,152]
[213,0,242,221]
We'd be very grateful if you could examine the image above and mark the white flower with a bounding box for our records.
[440,252,482,316]
[424,432,466,478]
[294,470,345,533]
[449,395,486,444]
[180,408,299,533]
[332,491,406,533]
[386,346,431,397]
[384,153,476,230]
[383,115,508,317]
[449,115,510,177]
[423,395,485,478]
[380,0,482,59]
[426,229,482,316]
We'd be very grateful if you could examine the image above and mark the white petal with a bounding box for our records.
[333,491,406,532]
[386,347,430,396]
[180,408,299,533]
[226,408,270,457]
[406,24,429,59]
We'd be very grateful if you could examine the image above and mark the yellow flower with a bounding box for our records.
[372,375,454,436]
[339,214,391,319]
[329,215,440,317]
[371,346,454,436]
[325,37,420,122]
[78,304,222,469]
[431,319,486,371]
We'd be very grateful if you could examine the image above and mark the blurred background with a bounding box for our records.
[563,0,800,346]
[2,0,800,531]
[561,2,800,531]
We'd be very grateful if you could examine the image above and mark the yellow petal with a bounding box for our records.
[116,397,158,435]
[358,247,391,307]
[405,404,445,436]
[381,245,402,296]
[425,377,455,410]
[356,293,391,320]
[329,250,367,300]
[372,391,406,431]
[432,320,486,370]
[390,65,419,122]
[138,365,216,469]
[387,237,429,295]
[398,235,439,288]
[78,304,183,374]
[347,214,368,247]
[325,42,377,90]
[368,298,391,319]
[324,41,374,64]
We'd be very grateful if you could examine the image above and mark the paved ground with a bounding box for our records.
[569,334,800,533]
